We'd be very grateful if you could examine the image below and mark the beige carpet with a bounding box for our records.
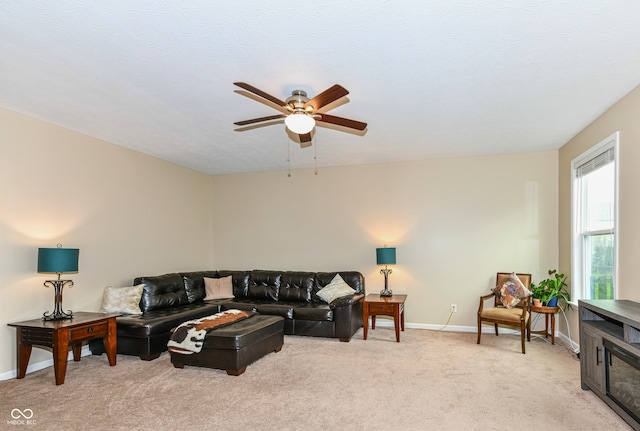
[0,328,632,431]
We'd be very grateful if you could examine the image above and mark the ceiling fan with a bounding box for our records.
[233,82,367,148]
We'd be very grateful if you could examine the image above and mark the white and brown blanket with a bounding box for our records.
[167,309,254,355]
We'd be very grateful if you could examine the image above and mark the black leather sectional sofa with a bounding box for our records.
[89,270,365,360]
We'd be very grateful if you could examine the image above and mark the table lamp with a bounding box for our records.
[376,246,396,297]
[38,244,79,321]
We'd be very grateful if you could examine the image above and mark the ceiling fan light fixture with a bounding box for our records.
[285,112,315,134]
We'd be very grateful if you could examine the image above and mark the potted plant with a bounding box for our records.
[530,282,544,307]
[530,269,572,310]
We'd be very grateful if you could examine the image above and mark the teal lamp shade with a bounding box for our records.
[38,245,79,320]
[38,247,79,274]
[376,247,396,265]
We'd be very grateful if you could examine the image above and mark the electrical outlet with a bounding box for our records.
[451,304,457,313]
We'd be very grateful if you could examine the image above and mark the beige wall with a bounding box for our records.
[559,84,640,345]
[0,108,213,377]
[0,105,561,379]
[211,151,559,328]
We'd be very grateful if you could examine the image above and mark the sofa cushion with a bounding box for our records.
[279,271,314,303]
[293,304,334,321]
[221,301,258,313]
[217,270,251,297]
[247,270,281,301]
[256,303,294,319]
[135,273,190,312]
[115,302,222,337]
[182,270,218,303]
[204,276,234,300]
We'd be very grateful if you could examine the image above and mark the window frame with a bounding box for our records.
[570,131,619,303]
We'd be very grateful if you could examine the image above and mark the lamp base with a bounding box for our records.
[42,278,74,321]
[380,267,393,297]
[43,310,74,321]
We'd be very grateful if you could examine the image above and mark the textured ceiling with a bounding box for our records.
[1,1,640,175]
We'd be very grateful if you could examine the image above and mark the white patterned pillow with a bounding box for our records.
[100,284,144,314]
[317,274,356,304]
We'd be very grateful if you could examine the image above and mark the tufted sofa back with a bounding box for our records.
[279,271,315,302]
[135,273,189,313]
[134,269,365,311]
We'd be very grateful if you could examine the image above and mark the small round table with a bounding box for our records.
[530,305,560,344]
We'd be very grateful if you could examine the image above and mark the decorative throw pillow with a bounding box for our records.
[317,274,356,304]
[492,273,532,309]
[100,284,144,314]
[203,276,234,300]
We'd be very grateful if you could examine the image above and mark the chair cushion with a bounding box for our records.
[492,272,532,309]
[481,307,530,323]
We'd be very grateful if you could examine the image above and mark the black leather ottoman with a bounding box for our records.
[170,314,284,375]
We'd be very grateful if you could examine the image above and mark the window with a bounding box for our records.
[571,132,618,301]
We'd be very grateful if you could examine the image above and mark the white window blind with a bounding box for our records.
[576,147,615,178]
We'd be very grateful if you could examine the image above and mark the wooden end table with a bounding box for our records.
[363,294,407,342]
[8,312,119,385]
[530,305,560,344]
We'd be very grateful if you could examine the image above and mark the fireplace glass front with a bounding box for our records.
[604,339,640,423]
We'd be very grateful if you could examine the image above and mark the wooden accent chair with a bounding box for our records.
[477,272,532,354]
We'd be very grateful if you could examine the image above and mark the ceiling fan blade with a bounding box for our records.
[234,82,287,107]
[234,114,286,126]
[299,133,312,147]
[316,113,367,131]
[304,84,349,111]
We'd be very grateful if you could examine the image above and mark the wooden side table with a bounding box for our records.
[8,312,119,385]
[363,294,407,342]
[530,305,560,344]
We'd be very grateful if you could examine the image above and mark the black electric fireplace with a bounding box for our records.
[604,339,640,423]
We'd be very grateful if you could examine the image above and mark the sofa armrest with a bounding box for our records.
[330,293,365,309]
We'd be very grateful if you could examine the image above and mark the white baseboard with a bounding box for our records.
[375,320,579,349]
[0,345,92,382]
[374,320,526,333]
[398,323,551,336]
[556,332,580,352]
[372,320,478,332]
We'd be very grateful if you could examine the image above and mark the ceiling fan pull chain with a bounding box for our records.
[314,133,318,176]
[287,138,291,178]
